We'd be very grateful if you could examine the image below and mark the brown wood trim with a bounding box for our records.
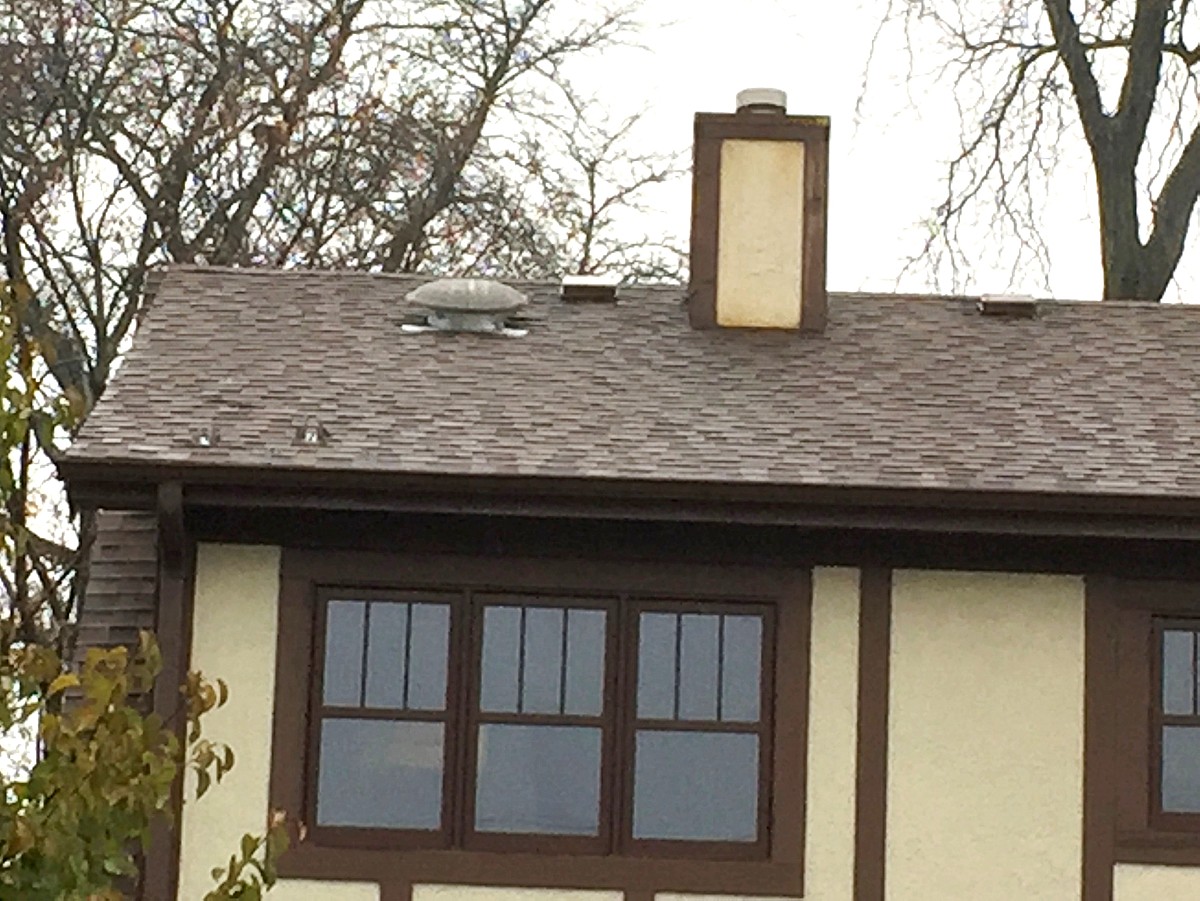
[279,845,803,895]
[801,128,829,333]
[687,115,721,329]
[379,883,413,901]
[64,460,1200,541]
[694,113,831,143]
[270,548,808,897]
[183,509,1200,585]
[1083,576,1119,901]
[854,567,891,901]
[270,557,312,841]
[1114,830,1200,865]
[158,481,184,574]
[772,570,811,890]
[141,483,193,901]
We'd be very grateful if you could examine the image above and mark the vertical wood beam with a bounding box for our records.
[142,481,191,901]
[854,567,892,901]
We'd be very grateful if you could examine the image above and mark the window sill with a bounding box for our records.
[1116,830,1200,866]
[277,840,804,897]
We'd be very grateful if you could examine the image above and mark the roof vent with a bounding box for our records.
[978,294,1038,318]
[403,278,529,336]
[736,87,787,115]
[561,274,619,302]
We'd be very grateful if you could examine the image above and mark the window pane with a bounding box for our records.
[564,609,606,716]
[407,604,450,710]
[1163,726,1200,813]
[480,606,521,712]
[323,601,365,707]
[522,607,565,714]
[1163,630,1196,716]
[317,719,444,829]
[638,613,678,719]
[364,603,408,709]
[679,614,720,720]
[633,730,759,842]
[722,615,763,722]
[475,725,601,835]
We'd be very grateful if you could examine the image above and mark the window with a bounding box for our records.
[272,549,807,896]
[307,590,774,859]
[1154,620,1200,824]
[1093,578,1200,866]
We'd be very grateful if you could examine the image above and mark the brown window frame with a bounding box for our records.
[1093,577,1200,866]
[1149,617,1200,832]
[309,590,775,858]
[307,588,465,852]
[462,594,620,858]
[271,548,809,898]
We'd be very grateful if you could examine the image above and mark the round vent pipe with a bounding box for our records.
[736,87,787,115]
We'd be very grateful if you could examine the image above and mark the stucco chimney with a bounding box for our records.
[688,89,829,331]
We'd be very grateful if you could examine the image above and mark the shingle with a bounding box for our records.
[75,511,157,666]
[65,266,1200,499]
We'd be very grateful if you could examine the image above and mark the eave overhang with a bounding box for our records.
[60,458,1200,542]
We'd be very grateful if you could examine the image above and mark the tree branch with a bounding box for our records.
[1044,0,1110,145]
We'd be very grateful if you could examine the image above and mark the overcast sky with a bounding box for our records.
[565,0,1196,302]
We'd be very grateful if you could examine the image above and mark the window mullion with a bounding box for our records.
[608,594,636,855]
[448,590,475,847]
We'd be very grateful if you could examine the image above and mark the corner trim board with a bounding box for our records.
[1083,577,1117,901]
[141,481,193,900]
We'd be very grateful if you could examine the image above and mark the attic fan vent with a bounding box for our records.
[403,278,529,336]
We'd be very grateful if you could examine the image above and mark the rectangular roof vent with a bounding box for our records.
[561,274,619,302]
[978,294,1038,318]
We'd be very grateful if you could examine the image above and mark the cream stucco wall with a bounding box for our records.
[177,544,381,901]
[802,567,860,901]
[715,138,805,329]
[886,570,1085,901]
[1114,863,1200,899]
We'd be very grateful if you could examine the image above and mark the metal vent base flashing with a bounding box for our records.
[978,294,1039,318]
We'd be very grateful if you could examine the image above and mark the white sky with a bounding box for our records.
[565,0,1197,301]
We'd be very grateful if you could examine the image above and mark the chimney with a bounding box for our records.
[688,89,829,331]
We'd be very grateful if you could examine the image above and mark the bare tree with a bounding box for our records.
[868,0,1200,300]
[0,0,682,652]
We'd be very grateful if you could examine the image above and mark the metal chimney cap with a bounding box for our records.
[736,87,788,114]
[406,278,528,313]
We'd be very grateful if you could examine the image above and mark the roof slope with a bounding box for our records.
[66,266,1200,499]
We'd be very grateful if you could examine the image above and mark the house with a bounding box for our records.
[62,88,1200,901]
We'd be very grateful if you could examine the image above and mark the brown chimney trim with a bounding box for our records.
[688,113,830,332]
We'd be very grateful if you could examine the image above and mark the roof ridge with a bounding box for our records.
[146,265,1200,310]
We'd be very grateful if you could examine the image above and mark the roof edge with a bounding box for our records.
[61,459,1200,541]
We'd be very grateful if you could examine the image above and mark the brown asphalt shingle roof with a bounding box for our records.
[66,266,1200,499]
